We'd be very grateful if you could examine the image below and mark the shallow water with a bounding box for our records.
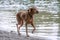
[0,11,60,40]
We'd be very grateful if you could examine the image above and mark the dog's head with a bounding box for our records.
[28,7,39,14]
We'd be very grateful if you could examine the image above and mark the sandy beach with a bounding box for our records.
[0,30,48,40]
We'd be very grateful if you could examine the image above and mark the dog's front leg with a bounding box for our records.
[31,23,36,33]
[25,23,29,37]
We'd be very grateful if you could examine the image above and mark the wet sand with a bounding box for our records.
[0,30,48,40]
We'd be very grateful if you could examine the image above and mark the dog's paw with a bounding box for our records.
[18,33,21,35]
[32,31,34,34]
[27,35,29,37]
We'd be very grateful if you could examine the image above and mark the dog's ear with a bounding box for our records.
[28,8,33,13]
[28,9,30,13]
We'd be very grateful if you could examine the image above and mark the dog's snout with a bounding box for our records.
[36,11,39,13]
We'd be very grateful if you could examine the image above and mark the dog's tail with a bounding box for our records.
[16,13,21,23]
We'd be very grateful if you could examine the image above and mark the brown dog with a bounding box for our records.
[16,7,39,37]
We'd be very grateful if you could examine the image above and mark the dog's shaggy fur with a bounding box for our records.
[16,7,39,37]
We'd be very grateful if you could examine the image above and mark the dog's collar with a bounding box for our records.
[28,14,32,18]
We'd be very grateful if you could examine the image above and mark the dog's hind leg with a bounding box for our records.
[16,24,20,35]
[16,20,23,35]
